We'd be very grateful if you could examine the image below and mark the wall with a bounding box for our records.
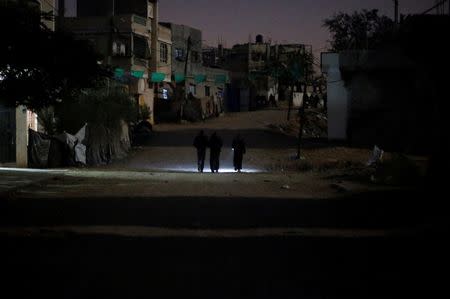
[157,24,172,82]
[321,53,349,141]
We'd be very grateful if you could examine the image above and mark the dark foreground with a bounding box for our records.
[2,233,444,299]
[1,189,447,298]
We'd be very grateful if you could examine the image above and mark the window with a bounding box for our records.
[133,35,150,59]
[160,43,168,63]
[205,86,211,97]
[189,84,196,95]
[162,88,169,100]
[191,51,199,63]
[113,41,127,56]
[175,48,185,61]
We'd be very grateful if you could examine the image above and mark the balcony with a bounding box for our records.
[113,14,151,36]
[133,15,147,27]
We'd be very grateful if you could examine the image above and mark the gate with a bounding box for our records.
[0,107,16,163]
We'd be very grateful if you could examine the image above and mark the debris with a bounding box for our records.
[367,145,384,167]
[267,108,328,139]
[330,183,348,193]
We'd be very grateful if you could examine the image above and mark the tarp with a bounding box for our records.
[151,72,166,83]
[28,129,51,168]
[131,70,145,78]
[28,123,130,168]
[174,73,185,83]
[114,68,125,78]
[48,125,87,168]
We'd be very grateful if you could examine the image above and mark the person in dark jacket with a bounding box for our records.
[193,130,209,173]
[232,134,246,172]
[208,132,223,173]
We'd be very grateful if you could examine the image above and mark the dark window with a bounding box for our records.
[160,43,168,63]
[205,86,211,97]
[133,35,150,59]
[191,51,199,63]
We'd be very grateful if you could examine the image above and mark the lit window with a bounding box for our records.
[175,48,185,61]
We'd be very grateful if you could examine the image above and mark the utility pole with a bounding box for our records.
[393,0,399,24]
[180,36,192,121]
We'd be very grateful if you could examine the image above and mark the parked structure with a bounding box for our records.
[60,0,159,124]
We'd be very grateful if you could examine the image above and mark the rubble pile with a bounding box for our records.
[268,109,328,139]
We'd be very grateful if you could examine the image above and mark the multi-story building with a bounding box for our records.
[59,0,159,124]
[204,35,313,112]
[157,23,229,121]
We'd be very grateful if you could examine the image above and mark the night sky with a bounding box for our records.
[159,0,436,54]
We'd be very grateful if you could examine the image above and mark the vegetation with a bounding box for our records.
[55,81,138,135]
[0,0,109,111]
[323,9,394,52]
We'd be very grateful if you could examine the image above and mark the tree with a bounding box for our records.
[323,9,394,52]
[267,48,314,120]
[0,0,109,111]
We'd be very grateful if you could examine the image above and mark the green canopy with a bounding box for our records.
[174,73,185,83]
[114,68,125,78]
[131,70,145,78]
[195,74,206,84]
[151,72,166,83]
[215,74,227,84]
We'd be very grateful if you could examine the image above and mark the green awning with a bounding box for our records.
[174,73,185,83]
[151,72,166,83]
[215,74,227,84]
[131,70,145,78]
[114,68,125,78]
[195,74,206,84]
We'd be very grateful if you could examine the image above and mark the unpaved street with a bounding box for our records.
[104,109,374,173]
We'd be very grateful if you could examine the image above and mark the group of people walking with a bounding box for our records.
[193,131,246,173]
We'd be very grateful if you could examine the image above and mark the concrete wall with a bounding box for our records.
[157,24,172,82]
[321,53,349,141]
[39,0,56,30]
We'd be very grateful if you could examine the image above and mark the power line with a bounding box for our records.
[422,0,449,15]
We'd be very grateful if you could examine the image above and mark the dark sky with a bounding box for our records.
[159,0,436,53]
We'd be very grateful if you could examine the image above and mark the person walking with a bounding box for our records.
[193,130,208,173]
[232,134,246,172]
[208,132,223,173]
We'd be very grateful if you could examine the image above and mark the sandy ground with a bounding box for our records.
[0,109,423,200]
[104,109,381,173]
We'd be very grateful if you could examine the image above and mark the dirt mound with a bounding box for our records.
[268,109,328,139]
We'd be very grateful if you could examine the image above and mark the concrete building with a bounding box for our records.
[59,0,159,124]
[156,23,229,121]
[210,35,313,112]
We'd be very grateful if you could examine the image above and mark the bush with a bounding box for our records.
[55,81,137,134]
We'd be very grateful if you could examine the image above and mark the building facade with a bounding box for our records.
[206,35,312,112]
[60,0,159,124]
[156,23,229,121]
